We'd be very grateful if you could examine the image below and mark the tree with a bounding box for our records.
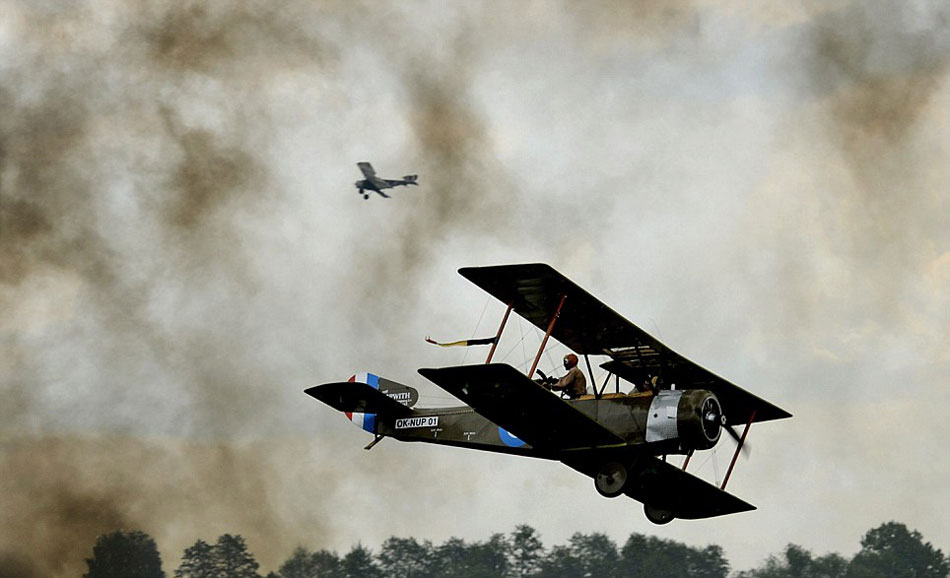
[213,534,260,578]
[567,532,620,577]
[279,547,317,578]
[377,537,435,578]
[341,544,381,578]
[175,540,215,578]
[83,530,165,578]
[311,550,344,578]
[279,547,343,578]
[536,532,619,578]
[846,522,949,578]
[428,535,509,578]
[689,545,731,578]
[431,537,470,577]
[465,533,510,578]
[621,533,728,578]
[734,544,846,578]
[537,544,584,578]
[508,525,544,577]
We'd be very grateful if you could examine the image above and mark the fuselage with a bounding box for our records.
[371,389,721,460]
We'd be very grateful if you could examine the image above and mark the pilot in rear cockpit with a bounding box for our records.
[548,353,587,399]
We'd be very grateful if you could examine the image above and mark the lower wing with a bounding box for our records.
[418,363,624,450]
[565,454,755,519]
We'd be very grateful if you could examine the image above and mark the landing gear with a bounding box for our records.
[644,504,674,525]
[594,462,627,498]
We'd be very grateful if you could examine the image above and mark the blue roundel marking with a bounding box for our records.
[499,427,526,447]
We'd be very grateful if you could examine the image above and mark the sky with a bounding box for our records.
[2,0,949,576]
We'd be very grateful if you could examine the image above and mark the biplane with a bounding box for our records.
[306,264,791,524]
[355,162,418,199]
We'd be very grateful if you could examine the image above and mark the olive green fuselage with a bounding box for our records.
[374,391,715,459]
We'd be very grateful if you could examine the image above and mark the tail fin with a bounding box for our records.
[372,374,419,408]
[305,373,418,433]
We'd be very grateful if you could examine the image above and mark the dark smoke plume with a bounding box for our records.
[4,2,949,575]
[0,436,344,576]
[1,1,336,575]
[804,1,950,316]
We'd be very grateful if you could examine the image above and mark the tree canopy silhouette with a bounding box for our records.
[846,522,949,578]
[83,530,165,578]
[83,520,948,578]
[174,534,260,578]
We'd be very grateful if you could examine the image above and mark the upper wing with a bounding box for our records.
[357,162,376,178]
[418,363,624,451]
[564,454,756,519]
[459,263,791,425]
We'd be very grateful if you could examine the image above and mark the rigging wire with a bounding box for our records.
[460,295,492,365]
[497,330,528,368]
[519,316,527,371]
[713,449,721,487]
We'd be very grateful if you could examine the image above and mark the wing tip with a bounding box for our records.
[458,262,555,278]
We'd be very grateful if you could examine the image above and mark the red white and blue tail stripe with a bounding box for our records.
[346,372,379,433]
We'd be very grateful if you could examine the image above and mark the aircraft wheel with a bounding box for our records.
[644,504,675,525]
[594,462,627,498]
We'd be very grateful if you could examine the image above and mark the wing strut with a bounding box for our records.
[527,294,567,378]
[721,409,755,490]
[681,450,694,471]
[485,301,513,364]
[597,371,611,398]
[584,354,598,398]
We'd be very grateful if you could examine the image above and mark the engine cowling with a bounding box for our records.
[645,389,722,451]
[677,390,723,450]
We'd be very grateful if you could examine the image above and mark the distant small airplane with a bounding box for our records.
[355,162,418,199]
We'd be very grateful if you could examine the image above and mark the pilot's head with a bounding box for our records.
[563,353,578,370]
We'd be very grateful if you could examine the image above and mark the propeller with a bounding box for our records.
[723,421,751,456]
[701,397,750,456]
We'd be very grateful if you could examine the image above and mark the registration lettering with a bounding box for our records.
[395,416,439,429]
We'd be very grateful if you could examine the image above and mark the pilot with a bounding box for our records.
[549,353,587,399]
[635,375,659,395]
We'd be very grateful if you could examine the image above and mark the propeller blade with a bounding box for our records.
[725,425,751,456]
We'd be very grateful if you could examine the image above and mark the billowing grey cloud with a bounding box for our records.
[2,0,948,575]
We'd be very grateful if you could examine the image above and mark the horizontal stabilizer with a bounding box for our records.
[305,382,413,417]
[418,363,624,451]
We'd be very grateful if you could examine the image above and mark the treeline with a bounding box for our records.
[82,521,949,578]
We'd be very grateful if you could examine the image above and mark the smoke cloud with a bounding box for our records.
[2,1,948,575]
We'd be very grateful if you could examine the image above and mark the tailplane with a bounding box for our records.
[304,373,418,433]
